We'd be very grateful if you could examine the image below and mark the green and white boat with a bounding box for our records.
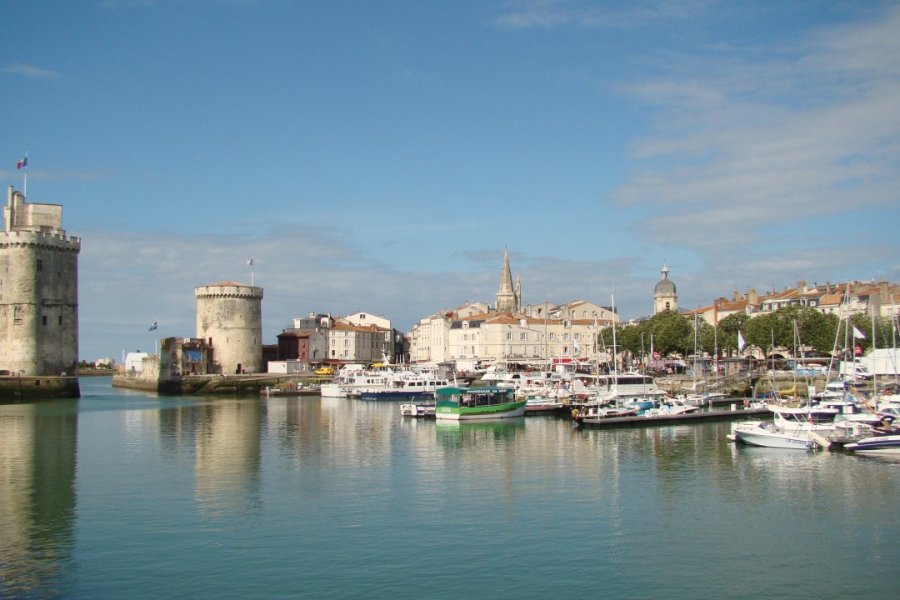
[434,386,526,420]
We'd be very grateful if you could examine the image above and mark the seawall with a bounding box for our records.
[0,376,81,403]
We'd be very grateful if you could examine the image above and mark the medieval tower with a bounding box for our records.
[195,282,263,374]
[0,186,80,379]
[495,248,521,314]
[653,263,678,314]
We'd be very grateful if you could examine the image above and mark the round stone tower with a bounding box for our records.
[653,263,678,314]
[0,187,81,377]
[195,282,263,374]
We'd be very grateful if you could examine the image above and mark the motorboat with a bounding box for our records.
[728,420,813,449]
[845,434,900,455]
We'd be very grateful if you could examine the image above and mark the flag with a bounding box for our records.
[247,257,254,267]
[737,331,746,352]
[852,326,866,340]
[16,156,27,169]
[148,321,158,331]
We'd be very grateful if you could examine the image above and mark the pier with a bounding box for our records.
[577,405,771,429]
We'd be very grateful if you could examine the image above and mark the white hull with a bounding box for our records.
[731,422,811,449]
[320,383,347,398]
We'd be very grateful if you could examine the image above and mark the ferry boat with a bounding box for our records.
[434,386,526,421]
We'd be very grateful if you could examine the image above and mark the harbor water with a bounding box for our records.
[2,377,899,599]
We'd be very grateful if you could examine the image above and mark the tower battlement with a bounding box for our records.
[0,187,80,380]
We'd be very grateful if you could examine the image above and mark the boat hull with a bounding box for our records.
[435,400,527,421]
[733,425,810,449]
[845,434,900,454]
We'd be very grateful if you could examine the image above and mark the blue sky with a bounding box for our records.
[3,0,899,361]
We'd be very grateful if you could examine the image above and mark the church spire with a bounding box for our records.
[496,247,517,314]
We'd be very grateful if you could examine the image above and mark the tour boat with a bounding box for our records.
[434,386,526,421]
[359,370,450,401]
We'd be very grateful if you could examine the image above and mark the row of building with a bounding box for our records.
[3,186,898,384]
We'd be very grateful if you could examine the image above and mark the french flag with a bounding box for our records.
[16,156,27,169]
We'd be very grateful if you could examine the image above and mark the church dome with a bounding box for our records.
[654,278,676,295]
[654,264,676,296]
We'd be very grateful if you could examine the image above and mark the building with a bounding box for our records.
[195,282,263,374]
[408,250,619,366]
[653,263,677,314]
[0,186,80,377]
[159,337,214,377]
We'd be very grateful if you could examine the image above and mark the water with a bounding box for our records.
[2,377,899,599]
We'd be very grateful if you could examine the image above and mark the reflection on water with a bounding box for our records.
[193,400,263,518]
[0,401,78,599]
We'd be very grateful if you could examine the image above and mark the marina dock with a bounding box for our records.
[577,406,771,429]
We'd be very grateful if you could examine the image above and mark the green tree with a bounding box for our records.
[646,310,693,357]
[718,312,750,353]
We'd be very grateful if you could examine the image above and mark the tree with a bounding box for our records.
[718,312,750,354]
[646,310,693,357]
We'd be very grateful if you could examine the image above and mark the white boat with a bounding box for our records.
[320,369,395,398]
[768,404,839,433]
[729,420,813,449]
[642,398,700,418]
[359,369,450,401]
[845,434,900,455]
[400,402,435,418]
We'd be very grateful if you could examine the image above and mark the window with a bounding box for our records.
[520,332,527,341]
[37,259,43,272]
[42,316,48,326]
[506,332,512,341]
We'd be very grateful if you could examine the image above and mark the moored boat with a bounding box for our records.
[434,386,526,421]
[729,420,813,449]
[845,434,900,455]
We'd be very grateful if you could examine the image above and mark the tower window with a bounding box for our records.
[59,316,63,325]
[42,316,48,326]
[37,259,44,272]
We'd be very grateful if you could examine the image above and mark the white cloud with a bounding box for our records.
[3,63,59,79]
[609,5,900,260]
[494,0,712,30]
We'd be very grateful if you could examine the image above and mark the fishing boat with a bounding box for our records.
[844,434,900,455]
[434,386,526,421]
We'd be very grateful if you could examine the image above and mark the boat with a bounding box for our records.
[358,369,450,401]
[260,383,320,397]
[729,420,814,449]
[320,366,395,398]
[524,395,568,414]
[434,386,526,421]
[845,434,900,455]
[642,397,700,418]
[400,402,435,418]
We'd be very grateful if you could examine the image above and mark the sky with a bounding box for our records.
[3,0,899,362]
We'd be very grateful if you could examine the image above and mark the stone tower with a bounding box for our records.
[495,248,520,314]
[195,282,263,374]
[0,187,80,377]
[653,263,678,314]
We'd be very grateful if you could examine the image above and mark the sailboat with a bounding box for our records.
[573,290,667,425]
